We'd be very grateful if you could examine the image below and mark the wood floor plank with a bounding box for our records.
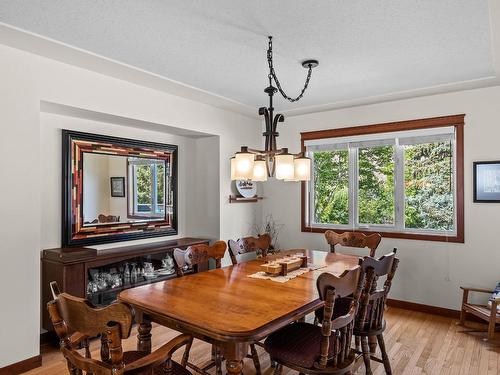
[28,307,500,375]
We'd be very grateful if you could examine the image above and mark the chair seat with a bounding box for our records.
[123,351,191,375]
[264,322,340,369]
[464,303,500,321]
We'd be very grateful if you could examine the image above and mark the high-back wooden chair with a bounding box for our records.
[227,233,272,265]
[47,281,192,375]
[173,241,231,375]
[264,265,364,374]
[325,230,381,257]
[355,250,399,375]
[226,234,272,374]
[173,241,226,276]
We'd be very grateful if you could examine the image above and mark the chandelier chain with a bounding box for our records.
[270,65,313,102]
[267,37,314,102]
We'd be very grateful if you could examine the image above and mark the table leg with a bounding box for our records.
[137,314,152,353]
[226,360,243,375]
[221,342,248,375]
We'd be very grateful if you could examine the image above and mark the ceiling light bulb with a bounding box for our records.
[275,152,294,180]
[294,156,311,181]
[252,159,268,181]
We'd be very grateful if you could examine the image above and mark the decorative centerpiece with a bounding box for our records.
[260,254,308,276]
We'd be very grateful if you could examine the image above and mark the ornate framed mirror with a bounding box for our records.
[62,130,178,246]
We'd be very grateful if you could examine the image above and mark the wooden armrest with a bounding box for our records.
[460,286,493,294]
[61,347,110,374]
[124,334,192,372]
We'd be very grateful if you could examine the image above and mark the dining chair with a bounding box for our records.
[46,281,192,375]
[173,241,229,375]
[324,230,381,257]
[354,250,399,375]
[227,233,272,265]
[264,264,364,375]
[173,241,226,276]
[227,234,273,374]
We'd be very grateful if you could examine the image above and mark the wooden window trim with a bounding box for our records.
[300,114,465,243]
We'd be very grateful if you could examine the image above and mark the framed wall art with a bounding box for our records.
[473,161,500,203]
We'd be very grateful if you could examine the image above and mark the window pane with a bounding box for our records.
[136,165,152,212]
[313,150,349,225]
[404,141,453,231]
[156,163,165,213]
[358,145,395,225]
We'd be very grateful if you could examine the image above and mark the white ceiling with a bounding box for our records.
[0,1,498,116]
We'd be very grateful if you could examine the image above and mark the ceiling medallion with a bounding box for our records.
[231,36,319,182]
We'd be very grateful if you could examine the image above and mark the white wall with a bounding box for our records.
[0,43,261,368]
[107,155,128,221]
[263,85,500,311]
[82,153,111,222]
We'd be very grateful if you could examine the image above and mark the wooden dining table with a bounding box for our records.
[118,250,360,374]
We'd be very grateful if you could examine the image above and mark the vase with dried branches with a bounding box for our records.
[251,214,284,253]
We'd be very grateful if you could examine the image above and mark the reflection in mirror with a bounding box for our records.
[128,158,170,219]
[82,153,170,226]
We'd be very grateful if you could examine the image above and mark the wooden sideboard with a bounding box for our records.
[41,237,210,332]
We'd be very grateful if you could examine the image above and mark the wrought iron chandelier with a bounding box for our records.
[230,36,319,182]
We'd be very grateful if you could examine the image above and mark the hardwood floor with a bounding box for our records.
[29,307,500,375]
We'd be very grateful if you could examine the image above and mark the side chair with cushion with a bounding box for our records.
[324,230,381,258]
[47,281,192,375]
[354,250,399,375]
[264,264,364,375]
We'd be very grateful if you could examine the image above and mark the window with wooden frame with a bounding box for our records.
[301,114,464,242]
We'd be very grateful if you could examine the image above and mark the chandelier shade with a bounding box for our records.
[293,155,311,181]
[252,157,268,181]
[230,36,318,183]
[275,152,295,180]
[234,149,254,180]
[230,157,239,180]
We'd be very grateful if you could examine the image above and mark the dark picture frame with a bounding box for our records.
[62,130,178,246]
[110,177,125,197]
[473,161,500,203]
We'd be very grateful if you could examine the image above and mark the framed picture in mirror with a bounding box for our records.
[62,130,178,246]
[110,177,125,197]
